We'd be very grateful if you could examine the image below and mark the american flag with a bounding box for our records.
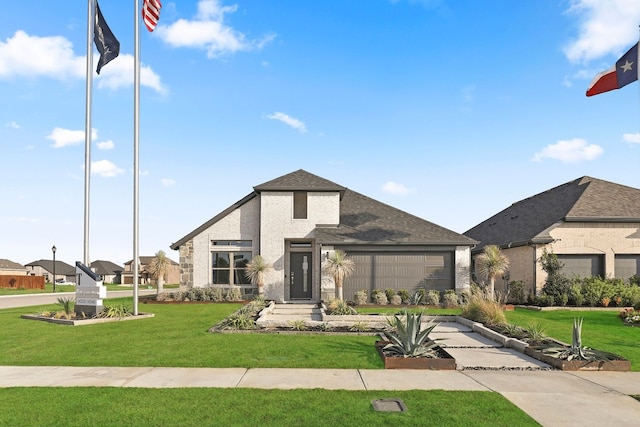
[142,0,162,32]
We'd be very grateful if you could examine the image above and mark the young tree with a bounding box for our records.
[322,250,355,301]
[476,245,509,300]
[148,250,171,294]
[245,255,273,297]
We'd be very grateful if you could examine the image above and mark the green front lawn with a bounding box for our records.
[0,284,77,295]
[2,301,637,370]
[505,308,640,370]
[0,388,539,427]
[0,301,382,368]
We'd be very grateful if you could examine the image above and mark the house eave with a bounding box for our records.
[565,216,640,223]
[170,192,257,250]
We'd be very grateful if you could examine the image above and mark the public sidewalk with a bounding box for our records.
[1,366,639,427]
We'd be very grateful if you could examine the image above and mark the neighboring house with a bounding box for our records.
[90,260,123,284]
[121,256,179,285]
[25,259,76,283]
[0,259,27,275]
[170,169,477,302]
[464,176,640,296]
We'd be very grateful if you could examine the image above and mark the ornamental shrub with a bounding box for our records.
[424,290,441,306]
[506,280,526,304]
[353,290,368,305]
[443,290,458,307]
[384,288,396,301]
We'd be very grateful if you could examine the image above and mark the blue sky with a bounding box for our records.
[2,0,640,266]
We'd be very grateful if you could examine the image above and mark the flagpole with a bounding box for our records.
[84,0,95,267]
[133,0,141,315]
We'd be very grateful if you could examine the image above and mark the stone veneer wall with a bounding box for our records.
[179,240,194,287]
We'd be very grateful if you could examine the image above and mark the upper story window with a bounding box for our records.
[293,191,308,219]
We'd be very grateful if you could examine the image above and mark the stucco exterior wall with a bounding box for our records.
[188,197,260,288]
[260,192,340,301]
[499,245,536,296]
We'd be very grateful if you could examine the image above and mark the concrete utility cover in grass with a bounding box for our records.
[371,398,407,412]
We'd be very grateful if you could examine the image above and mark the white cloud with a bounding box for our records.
[6,121,20,129]
[155,0,275,58]
[623,133,640,144]
[563,0,640,63]
[0,31,85,80]
[382,181,413,195]
[48,127,97,148]
[0,31,165,93]
[532,138,604,163]
[95,53,166,94]
[266,112,307,133]
[161,178,176,187]
[91,160,124,177]
[96,140,115,150]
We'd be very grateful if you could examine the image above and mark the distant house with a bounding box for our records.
[170,169,477,302]
[90,260,123,284]
[0,259,27,276]
[464,176,640,296]
[121,256,180,285]
[25,259,76,284]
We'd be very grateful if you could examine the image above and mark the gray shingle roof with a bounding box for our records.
[24,259,76,275]
[90,260,123,275]
[254,169,346,194]
[464,176,640,251]
[0,259,24,270]
[171,170,476,249]
[313,189,476,245]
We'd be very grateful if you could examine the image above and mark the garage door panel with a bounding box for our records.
[557,255,604,278]
[342,252,453,302]
[614,255,640,280]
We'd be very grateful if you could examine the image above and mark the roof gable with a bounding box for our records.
[464,176,640,250]
[254,169,346,193]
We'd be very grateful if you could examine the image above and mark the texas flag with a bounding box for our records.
[586,43,639,97]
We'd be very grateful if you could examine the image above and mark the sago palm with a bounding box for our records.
[476,245,509,300]
[322,250,355,301]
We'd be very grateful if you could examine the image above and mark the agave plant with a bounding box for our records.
[543,317,601,361]
[382,311,439,358]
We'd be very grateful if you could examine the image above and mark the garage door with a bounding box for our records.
[614,255,640,280]
[342,252,453,302]
[557,255,604,278]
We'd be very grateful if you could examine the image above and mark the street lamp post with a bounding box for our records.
[52,245,57,293]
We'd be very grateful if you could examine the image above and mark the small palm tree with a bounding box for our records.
[148,250,171,295]
[475,245,509,300]
[245,255,273,297]
[323,250,355,301]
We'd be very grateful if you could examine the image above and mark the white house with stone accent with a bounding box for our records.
[170,170,477,303]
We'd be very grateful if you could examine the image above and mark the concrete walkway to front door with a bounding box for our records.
[258,303,550,371]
